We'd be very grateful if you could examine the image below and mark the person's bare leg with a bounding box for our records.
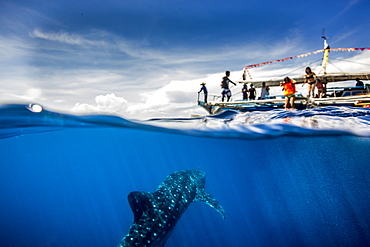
[310,84,315,98]
[285,97,289,109]
[290,96,296,109]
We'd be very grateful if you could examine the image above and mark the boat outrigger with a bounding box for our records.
[198,36,370,115]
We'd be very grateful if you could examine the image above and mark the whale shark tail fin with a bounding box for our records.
[128,191,153,223]
[195,188,226,219]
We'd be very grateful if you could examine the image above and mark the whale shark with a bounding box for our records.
[118,170,225,247]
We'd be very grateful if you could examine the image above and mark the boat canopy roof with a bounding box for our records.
[238,73,370,88]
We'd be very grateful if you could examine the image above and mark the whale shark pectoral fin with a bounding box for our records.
[127,191,154,223]
[194,189,226,219]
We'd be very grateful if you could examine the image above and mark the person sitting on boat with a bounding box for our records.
[303,67,317,98]
[355,78,364,87]
[281,77,296,109]
[315,79,325,98]
[221,71,236,102]
[248,84,256,100]
[242,83,248,100]
[260,82,270,99]
[198,82,208,103]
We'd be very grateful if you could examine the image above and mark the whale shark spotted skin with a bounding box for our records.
[118,170,225,247]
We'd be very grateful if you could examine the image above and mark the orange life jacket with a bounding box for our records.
[283,80,296,96]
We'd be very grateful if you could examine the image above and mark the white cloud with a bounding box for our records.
[29,29,104,46]
[72,103,101,113]
[95,93,128,111]
[7,88,43,101]
[2,27,370,120]
[73,93,128,114]
[123,74,227,118]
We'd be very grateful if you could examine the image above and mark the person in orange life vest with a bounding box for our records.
[280,76,296,109]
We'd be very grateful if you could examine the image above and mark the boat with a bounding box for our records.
[199,85,370,115]
[198,36,370,115]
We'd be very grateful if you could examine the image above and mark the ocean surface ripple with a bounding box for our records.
[1,104,370,140]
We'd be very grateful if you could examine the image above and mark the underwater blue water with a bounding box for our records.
[0,104,369,247]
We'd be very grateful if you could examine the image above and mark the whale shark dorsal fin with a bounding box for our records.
[127,191,153,223]
[194,189,226,219]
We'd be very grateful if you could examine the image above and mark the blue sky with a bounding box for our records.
[1,0,370,118]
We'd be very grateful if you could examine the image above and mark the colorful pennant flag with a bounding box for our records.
[243,48,370,69]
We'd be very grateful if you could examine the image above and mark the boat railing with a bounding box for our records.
[208,94,235,103]
[212,95,222,102]
[197,93,227,105]
[325,85,370,97]
[198,92,308,105]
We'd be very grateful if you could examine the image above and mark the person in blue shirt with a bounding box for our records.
[198,82,208,103]
[242,84,248,100]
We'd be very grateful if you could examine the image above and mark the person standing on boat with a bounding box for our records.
[281,77,296,109]
[303,67,317,98]
[355,78,364,87]
[316,79,325,98]
[260,82,270,99]
[242,84,248,100]
[198,82,208,103]
[248,84,256,100]
[221,71,236,102]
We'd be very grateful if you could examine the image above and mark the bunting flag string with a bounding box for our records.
[243,47,370,69]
